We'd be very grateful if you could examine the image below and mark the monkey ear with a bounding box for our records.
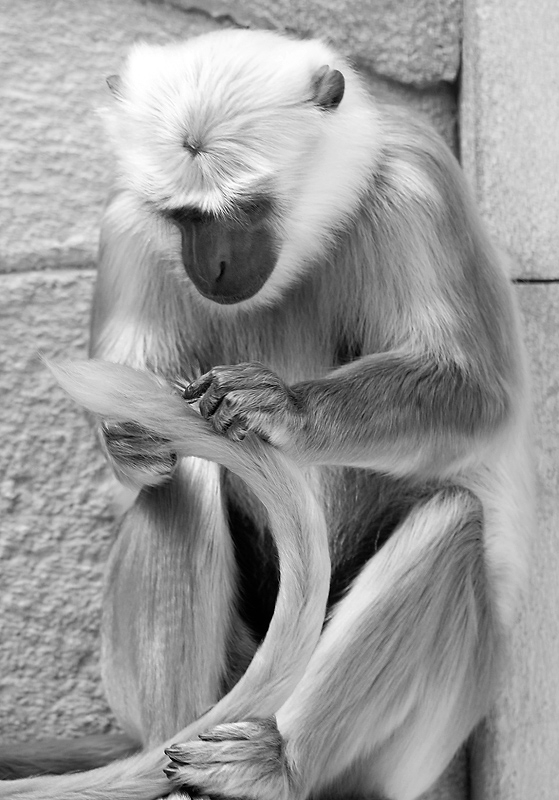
[311,65,345,110]
[106,74,123,98]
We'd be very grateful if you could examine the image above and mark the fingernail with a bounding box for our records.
[163,765,179,778]
[172,379,187,395]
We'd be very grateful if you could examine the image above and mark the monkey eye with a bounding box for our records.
[238,197,271,219]
[165,207,208,225]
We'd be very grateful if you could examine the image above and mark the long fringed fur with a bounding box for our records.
[0,360,330,800]
[0,734,140,781]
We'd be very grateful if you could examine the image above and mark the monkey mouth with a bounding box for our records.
[184,263,274,305]
[167,203,278,305]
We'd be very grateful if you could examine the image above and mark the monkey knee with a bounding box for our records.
[394,486,495,642]
[435,488,486,567]
[407,486,484,565]
[420,485,482,530]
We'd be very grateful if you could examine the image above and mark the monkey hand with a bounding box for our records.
[182,363,305,451]
[98,420,177,489]
[164,718,293,800]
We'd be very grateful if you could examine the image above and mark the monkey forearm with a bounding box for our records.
[180,356,511,476]
[292,351,512,474]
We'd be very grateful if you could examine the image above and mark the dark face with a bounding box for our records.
[167,199,279,305]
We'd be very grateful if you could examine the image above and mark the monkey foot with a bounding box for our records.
[164,718,292,800]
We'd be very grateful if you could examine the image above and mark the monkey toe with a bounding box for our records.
[210,391,253,434]
[164,719,289,800]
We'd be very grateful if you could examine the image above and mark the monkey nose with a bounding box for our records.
[215,259,227,283]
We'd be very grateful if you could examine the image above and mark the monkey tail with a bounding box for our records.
[0,360,330,800]
[0,734,141,780]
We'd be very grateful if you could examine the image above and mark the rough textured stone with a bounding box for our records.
[0,270,119,741]
[461,0,559,278]
[168,0,462,86]
[365,71,457,152]
[0,0,220,273]
[471,285,559,798]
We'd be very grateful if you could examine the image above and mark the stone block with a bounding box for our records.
[0,269,117,740]
[169,0,462,86]
[471,284,559,799]
[461,0,559,278]
[365,71,457,151]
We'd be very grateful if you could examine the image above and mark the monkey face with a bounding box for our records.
[167,201,279,305]
[104,29,378,306]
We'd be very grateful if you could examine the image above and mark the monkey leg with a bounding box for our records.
[0,457,249,779]
[165,487,502,800]
[102,456,253,747]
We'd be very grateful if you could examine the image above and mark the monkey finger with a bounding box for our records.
[226,425,248,442]
[198,719,280,746]
[100,420,120,438]
[165,743,230,768]
[182,373,216,401]
[163,720,285,800]
[182,384,208,402]
[164,763,212,799]
[183,363,278,402]
[101,419,146,440]
[165,740,215,764]
[172,378,194,400]
[216,414,271,445]
[164,756,236,788]
[210,392,248,433]
[166,724,259,762]
[198,388,230,419]
[197,722,255,742]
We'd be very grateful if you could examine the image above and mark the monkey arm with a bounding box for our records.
[183,339,517,480]
[292,121,525,476]
[290,346,512,475]
[186,117,526,479]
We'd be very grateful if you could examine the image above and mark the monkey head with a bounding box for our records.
[103,30,380,306]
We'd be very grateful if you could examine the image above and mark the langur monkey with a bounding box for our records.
[0,27,533,800]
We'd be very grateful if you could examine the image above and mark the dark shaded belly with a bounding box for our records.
[222,467,436,641]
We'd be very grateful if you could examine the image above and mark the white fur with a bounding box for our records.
[103,29,381,308]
